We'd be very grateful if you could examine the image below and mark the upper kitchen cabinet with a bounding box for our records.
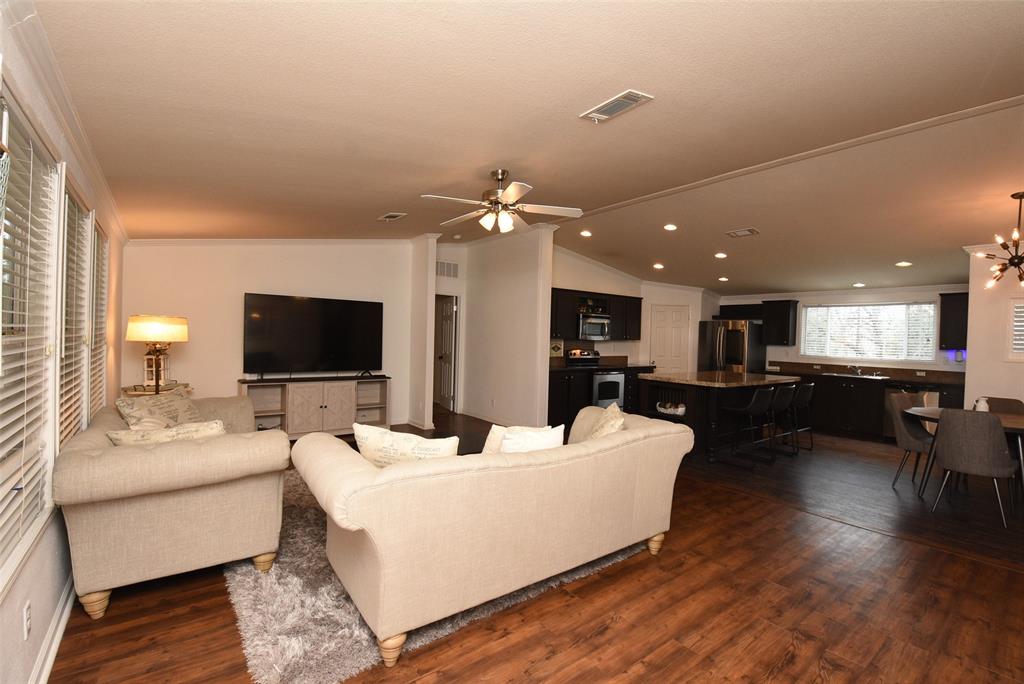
[762,300,799,346]
[938,292,969,350]
[551,288,642,341]
[610,295,643,340]
[551,289,579,339]
[715,303,764,320]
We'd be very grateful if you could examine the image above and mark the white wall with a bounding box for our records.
[720,283,969,372]
[121,240,414,424]
[551,247,707,370]
[462,227,554,426]
[964,244,1024,407]
[407,234,438,428]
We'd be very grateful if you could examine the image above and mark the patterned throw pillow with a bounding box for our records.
[353,423,459,467]
[588,402,626,440]
[115,386,202,429]
[107,420,226,447]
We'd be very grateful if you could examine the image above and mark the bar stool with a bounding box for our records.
[768,384,798,456]
[791,383,815,451]
[722,387,775,462]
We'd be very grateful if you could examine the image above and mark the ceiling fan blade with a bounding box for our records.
[421,194,489,207]
[440,209,487,227]
[509,212,530,233]
[515,203,583,219]
[498,182,532,204]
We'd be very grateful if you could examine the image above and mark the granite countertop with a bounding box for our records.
[550,364,656,373]
[638,371,803,388]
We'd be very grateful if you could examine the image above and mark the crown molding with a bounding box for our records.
[2,0,127,243]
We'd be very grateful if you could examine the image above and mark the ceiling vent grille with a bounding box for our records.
[377,212,407,222]
[436,261,459,279]
[579,89,654,123]
[726,227,760,239]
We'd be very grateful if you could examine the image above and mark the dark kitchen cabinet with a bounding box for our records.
[551,289,579,339]
[938,292,969,350]
[715,303,764,321]
[623,366,654,411]
[624,297,642,340]
[609,296,643,341]
[811,375,885,439]
[547,370,591,433]
[938,384,966,409]
[762,300,798,346]
[609,297,627,340]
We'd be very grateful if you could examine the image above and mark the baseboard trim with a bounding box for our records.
[457,409,507,427]
[29,573,74,684]
[407,419,435,430]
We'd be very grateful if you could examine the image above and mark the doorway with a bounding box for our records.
[433,294,458,417]
[651,304,690,373]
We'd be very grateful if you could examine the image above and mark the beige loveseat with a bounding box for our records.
[292,406,693,666]
[53,396,291,619]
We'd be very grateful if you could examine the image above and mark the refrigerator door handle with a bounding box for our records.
[716,326,725,370]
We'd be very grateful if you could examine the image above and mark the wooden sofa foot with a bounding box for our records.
[378,633,407,667]
[79,590,112,619]
[253,552,277,572]
[647,533,666,556]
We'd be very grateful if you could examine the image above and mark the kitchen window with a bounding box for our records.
[801,302,936,362]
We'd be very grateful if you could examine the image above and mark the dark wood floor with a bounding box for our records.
[50,418,1024,683]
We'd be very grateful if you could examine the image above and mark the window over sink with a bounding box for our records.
[801,302,936,362]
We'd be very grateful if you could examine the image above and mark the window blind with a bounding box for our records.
[1011,299,1024,359]
[0,97,58,566]
[89,228,108,418]
[801,303,936,361]
[58,193,90,447]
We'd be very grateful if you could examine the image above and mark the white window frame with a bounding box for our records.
[1009,297,1024,362]
[799,300,938,363]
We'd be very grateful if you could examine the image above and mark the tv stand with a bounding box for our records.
[238,375,390,439]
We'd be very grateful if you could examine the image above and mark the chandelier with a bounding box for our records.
[975,191,1024,289]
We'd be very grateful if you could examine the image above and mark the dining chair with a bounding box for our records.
[985,397,1024,414]
[887,392,933,489]
[930,409,1020,528]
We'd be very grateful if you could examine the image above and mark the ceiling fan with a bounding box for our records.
[421,169,583,233]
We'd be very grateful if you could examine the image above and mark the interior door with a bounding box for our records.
[322,381,356,432]
[433,295,457,412]
[651,305,690,373]
[285,383,324,434]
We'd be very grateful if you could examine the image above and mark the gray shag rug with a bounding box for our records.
[224,470,644,684]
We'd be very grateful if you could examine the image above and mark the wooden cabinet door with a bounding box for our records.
[285,383,323,434]
[625,297,643,340]
[565,371,592,431]
[322,381,357,432]
[551,290,579,340]
[762,300,798,346]
[548,373,568,427]
[938,293,969,350]
[609,297,627,340]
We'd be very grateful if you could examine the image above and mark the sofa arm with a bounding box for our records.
[53,429,291,506]
[291,433,380,531]
[193,396,256,434]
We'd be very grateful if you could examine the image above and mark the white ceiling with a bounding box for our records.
[34,1,1024,293]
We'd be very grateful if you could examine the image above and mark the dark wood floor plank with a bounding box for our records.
[50,417,1024,684]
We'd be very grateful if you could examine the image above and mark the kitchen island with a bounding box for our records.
[637,371,802,460]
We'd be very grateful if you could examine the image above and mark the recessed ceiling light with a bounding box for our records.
[714,252,727,259]
[663,224,677,231]
[652,263,665,270]
[895,261,912,267]
[853,282,866,288]
[453,234,461,240]
[580,230,592,237]
[718,277,729,282]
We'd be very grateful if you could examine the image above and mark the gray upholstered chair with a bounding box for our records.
[985,397,1024,414]
[930,409,1020,528]
[887,392,933,488]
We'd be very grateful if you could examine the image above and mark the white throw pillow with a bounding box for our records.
[107,420,226,447]
[353,423,459,467]
[589,402,626,440]
[499,425,565,454]
[482,425,507,453]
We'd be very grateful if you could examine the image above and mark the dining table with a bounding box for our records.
[904,406,1024,498]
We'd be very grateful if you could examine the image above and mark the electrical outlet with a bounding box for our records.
[916,371,926,377]
[22,601,31,640]
[813,364,821,370]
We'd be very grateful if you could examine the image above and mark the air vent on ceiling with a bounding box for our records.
[579,89,654,123]
[725,227,760,238]
[377,212,407,222]
[436,261,459,279]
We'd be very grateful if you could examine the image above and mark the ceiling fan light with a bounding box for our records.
[479,211,497,231]
[497,210,514,233]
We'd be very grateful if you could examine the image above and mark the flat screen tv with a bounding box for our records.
[243,293,383,374]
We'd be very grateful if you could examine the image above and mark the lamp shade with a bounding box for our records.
[125,315,189,343]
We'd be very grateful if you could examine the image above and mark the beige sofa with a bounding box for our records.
[53,396,291,619]
[292,406,693,666]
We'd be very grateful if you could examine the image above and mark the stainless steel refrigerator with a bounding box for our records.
[698,320,767,373]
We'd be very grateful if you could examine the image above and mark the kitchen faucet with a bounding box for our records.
[847,364,863,376]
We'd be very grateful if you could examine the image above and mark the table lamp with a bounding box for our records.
[125,315,189,394]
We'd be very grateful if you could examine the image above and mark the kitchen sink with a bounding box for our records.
[822,372,890,380]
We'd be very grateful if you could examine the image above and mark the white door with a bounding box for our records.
[651,305,690,373]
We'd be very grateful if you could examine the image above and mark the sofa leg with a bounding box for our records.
[647,533,666,556]
[79,590,112,620]
[378,633,407,667]
[253,552,277,572]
